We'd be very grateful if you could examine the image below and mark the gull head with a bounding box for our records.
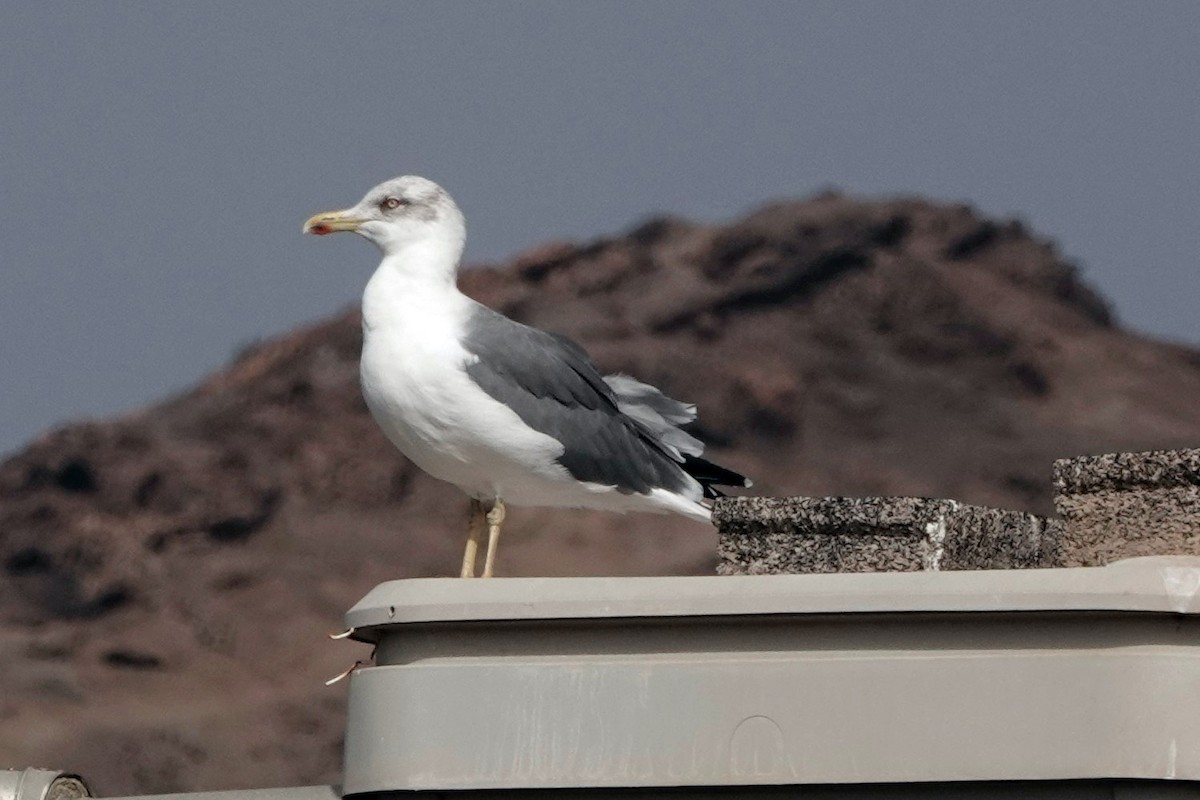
[304,175,465,257]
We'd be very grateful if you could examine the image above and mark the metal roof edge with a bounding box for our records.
[345,555,1200,630]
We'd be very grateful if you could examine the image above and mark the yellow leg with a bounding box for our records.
[482,498,506,578]
[460,499,487,578]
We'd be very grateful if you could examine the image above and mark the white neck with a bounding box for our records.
[361,237,468,332]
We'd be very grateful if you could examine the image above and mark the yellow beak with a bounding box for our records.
[303,209,364,236]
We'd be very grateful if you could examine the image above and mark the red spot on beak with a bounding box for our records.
[309,224,331,235]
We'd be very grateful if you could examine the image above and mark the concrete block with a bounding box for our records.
[1054,448,1200,567]
[714,496,1061,575]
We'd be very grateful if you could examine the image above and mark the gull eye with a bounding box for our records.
[381,196,406,210]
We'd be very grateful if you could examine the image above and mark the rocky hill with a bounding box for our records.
[3,192,1200,794]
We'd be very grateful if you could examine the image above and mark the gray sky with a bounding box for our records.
[2,2,1198,456]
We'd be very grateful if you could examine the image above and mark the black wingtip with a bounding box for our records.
[682,454,751,499]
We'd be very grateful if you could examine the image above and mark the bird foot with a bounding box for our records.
[482,499,506,578]
[459,498,505,577]
[461,499,488,578]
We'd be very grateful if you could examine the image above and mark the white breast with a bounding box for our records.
[359,261,569,501]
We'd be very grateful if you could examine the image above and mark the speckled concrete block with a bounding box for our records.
[714,496,1061,575]
[1053,448,1200,567]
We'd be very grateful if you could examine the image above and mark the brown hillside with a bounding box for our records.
[3,193,1200,794]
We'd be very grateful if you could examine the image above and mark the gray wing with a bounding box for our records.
[461,304,696,497]
[603,374,703,460]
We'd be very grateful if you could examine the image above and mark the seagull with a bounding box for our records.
[304,176,750,577]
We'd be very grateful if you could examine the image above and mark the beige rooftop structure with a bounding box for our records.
[8,448,1200,798]
[339,558,1200,794]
